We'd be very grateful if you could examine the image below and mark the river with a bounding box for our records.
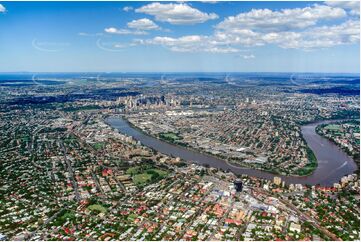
[107,117,357,186]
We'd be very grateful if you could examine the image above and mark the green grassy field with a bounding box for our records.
[87,204,107,214]
[127,166,169,185]
[133,173,153,184]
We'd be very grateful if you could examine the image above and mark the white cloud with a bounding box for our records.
[135,2,218,25]
[0,4,6,13]
[147,35,204,49]
[211,4,357,50]
[144,35,242,53]
[213,20,360,50]
[140,18,359,52]
[216,4,346,32]
[135,3,359,52]
[104,27,147,35]
[276,20,360,49]
[123,6,133,12]
[127,18,160,30]
[201,1,219,4]
[325,1,360,16]
[213,28,265,47]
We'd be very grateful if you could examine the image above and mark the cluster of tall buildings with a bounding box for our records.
[119,95,180,111]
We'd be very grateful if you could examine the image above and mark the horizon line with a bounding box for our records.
[0,71,360,75]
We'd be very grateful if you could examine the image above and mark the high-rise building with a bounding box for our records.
[234,179,243,192]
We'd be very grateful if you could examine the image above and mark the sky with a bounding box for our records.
[0,1,359,73]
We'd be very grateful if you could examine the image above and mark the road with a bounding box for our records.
[253,187,341,241]
[60,139,81,202]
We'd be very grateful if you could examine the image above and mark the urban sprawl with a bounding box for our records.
[0,73,359,241]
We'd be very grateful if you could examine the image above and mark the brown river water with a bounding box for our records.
[107,117,357,186]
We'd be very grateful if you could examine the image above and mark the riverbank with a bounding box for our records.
[121,116,320,177]
[315,120,360,168]
[116,117,288,175]
[107,116,358,186]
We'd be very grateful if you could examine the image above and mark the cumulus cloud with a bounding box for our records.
[127,18,160,30]
[325,1,360,16]
[104,27,147,35]
[135,3,359,52]
[201,1,219,4]
[213,28,265,47]
[215,20,360,50]
[143,35,241,53]
[146,35,205,51]
[135,2,218,25]
[140,19,359,52]
[211,4,357,50]
[276,20,360,49]
[216,4,346,32]
[0,4,6,13]
[123,6,133,12]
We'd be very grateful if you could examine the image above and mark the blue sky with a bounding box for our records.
[0,1,359,73]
